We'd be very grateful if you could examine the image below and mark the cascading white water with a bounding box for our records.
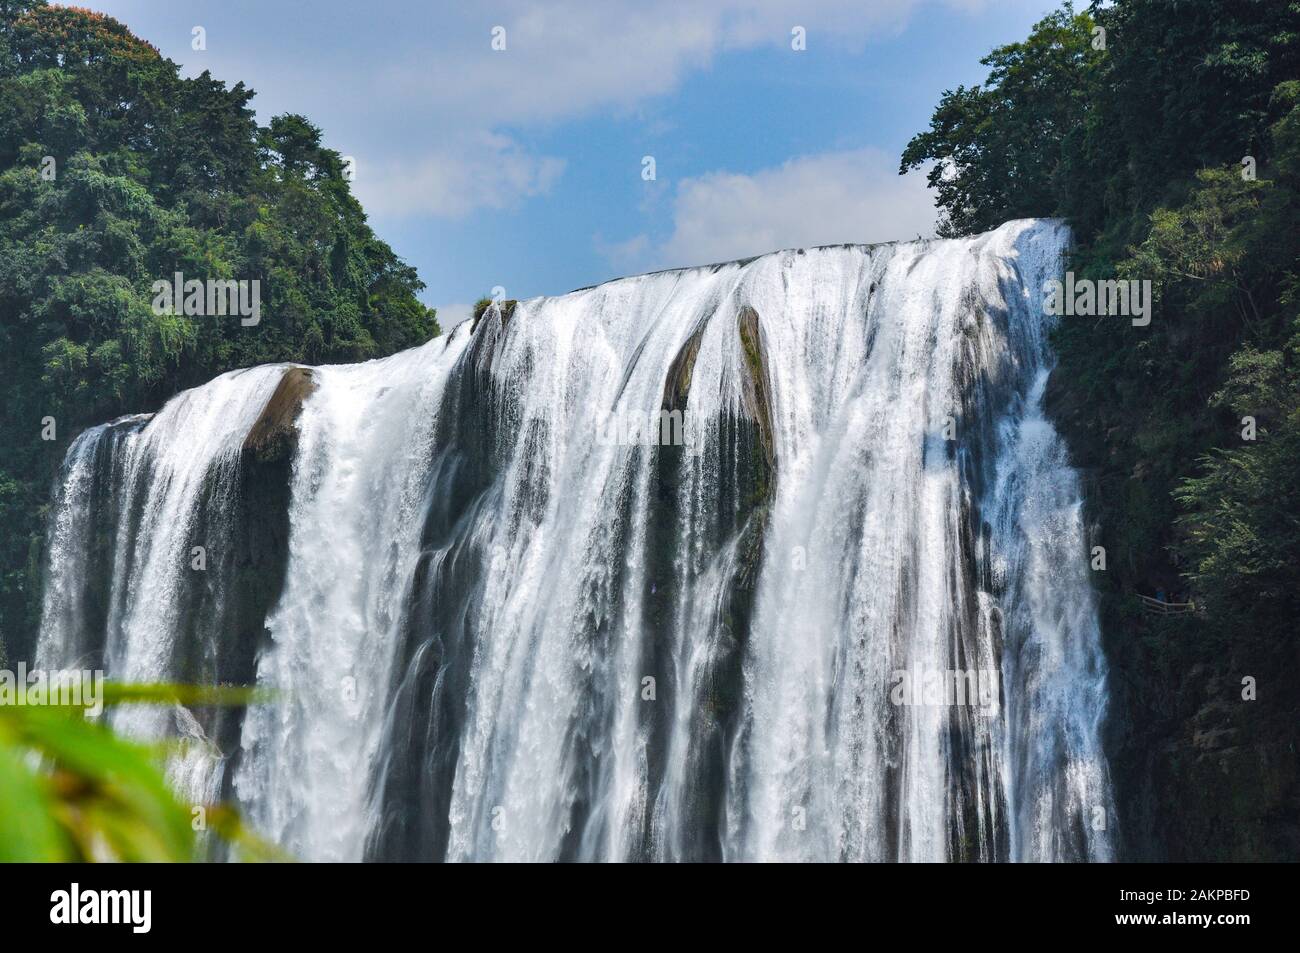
[231,336,469,861]
[37,218,1113,862]
[39,368,287,806]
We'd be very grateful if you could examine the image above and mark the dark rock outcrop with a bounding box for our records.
[196,365,313,812]
[244,366,317,464]
[661,328,704,415]
[469,298,518,335]
[737,305,776,469]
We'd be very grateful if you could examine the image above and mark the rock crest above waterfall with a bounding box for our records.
[243,367,317,464]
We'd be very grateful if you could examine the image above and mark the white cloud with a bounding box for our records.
[383,1,940,127]
[435,302,475,329]
[352,132,565,220]
[357,0,982,216]
[593,232,651,271]
[656,148,937,268]
[96,0,985,221]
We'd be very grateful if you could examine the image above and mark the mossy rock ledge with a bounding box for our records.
[243,366,317,464]
[736,305,776,469]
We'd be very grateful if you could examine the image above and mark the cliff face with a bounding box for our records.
[1101,607,1300,861]
[1045,366,1300,862]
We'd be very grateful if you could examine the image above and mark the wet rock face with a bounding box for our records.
[623,305,780,858]
[243,367,317,464]
[737,305,776,469]
[199,367,313,789]
[661,327,703,415]
[1099,610,1300,861]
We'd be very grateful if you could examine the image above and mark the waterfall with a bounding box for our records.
[231,338,469,861]
[37,218,1114,861]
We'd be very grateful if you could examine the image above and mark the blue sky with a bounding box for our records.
[88,0,1056,327]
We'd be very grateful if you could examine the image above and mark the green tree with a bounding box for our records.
[1176,325,1300,623]
[0,2,440,658]
[900,3,1102,236]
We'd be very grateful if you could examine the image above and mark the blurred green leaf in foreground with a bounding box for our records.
[0,681,287,862]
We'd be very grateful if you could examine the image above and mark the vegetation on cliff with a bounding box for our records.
[0,1,440,658]
[903,0,1300,858]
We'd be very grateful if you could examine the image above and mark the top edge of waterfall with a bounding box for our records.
[92,216,1071,421]
[565,217,1069,294]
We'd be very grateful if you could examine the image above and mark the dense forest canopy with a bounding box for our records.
[903,0,1300,858]
[0,1,440,659]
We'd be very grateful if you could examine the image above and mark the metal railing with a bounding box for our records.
[1136,594,1197,615]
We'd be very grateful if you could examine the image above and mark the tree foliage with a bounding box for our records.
[904,0,1300,857]
[0,2,439,653]
[900,3,1104,237]
[903,0,1300,627]
[1176,324,1300,621]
